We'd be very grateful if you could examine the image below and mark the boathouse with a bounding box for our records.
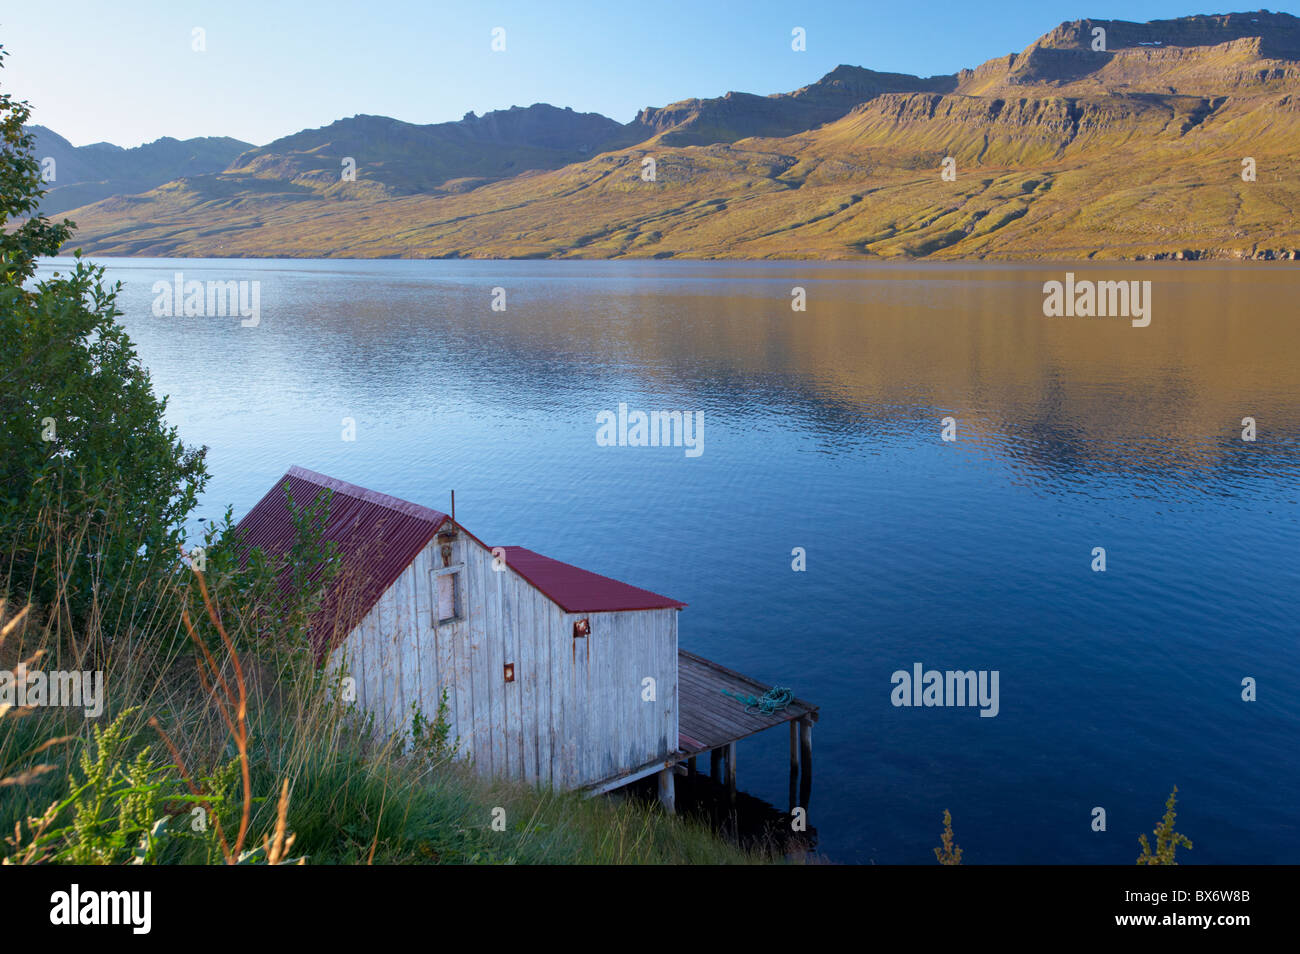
[235,466,817,808]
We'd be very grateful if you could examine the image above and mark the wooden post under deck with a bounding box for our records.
[671,650,819,816]
[725,741,737,805]
[798,717,813,809]
[657,766,675,815]
[789,720,800,811]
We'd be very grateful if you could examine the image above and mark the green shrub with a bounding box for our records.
[934,808,963,864]
[0,46,207,645]
[1137,786,1193,865]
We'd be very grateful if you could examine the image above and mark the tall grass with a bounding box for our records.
[0,504,773,865]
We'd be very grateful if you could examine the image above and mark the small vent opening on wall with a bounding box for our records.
[573,618,590,639]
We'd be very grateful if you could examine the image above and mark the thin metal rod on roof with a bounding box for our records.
[450,490,455,530]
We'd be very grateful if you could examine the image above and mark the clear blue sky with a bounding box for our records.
[4,1,1294,147]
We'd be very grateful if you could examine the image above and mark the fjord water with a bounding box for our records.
[42,257,1299,864]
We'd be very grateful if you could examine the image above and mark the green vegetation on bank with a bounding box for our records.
[0,624,769,865]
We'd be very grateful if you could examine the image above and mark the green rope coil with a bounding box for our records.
[721,686,795,716]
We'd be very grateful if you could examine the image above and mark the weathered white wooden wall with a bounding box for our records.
[328,533,678,790]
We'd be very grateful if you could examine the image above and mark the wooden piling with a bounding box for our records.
[725,741,737,805]
[789,720,800,811]
[657,766,675,815]
[798,717,813,809]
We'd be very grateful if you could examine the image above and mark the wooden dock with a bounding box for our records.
[586,650,819,815]
[677,649,819,813]
[677,649,818,754]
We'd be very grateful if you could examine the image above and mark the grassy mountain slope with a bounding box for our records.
[52,11,1300,261]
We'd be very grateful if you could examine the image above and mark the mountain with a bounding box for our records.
[48,11,1300,261]
[223,105,635,196]
[632,65,957,145]
[27,126,252,216]
[955,10,1300,95]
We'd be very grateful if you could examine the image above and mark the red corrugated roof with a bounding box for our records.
[234,468,686,657]
[499,546,687,614]
[234,466,451,656]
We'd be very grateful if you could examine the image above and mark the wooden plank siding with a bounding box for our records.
[329,533,680,790]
